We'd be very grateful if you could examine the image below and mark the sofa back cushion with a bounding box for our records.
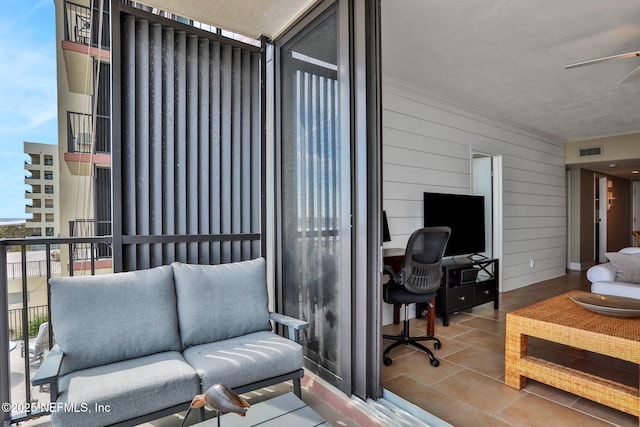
[50,265,181,375]
[619,247,640,255]
[172,258,270,347]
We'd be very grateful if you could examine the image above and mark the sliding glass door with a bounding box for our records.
[276,2,352,390]
[275,0,382,398]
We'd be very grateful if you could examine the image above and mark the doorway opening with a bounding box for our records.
[596,176,608,262]
[472,152,493,259]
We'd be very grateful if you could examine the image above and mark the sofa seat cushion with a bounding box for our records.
[182,331,303,392]
[591,281,640,300]
[50,265,181,375]
[53,351,200,427]
[173,259,271,347]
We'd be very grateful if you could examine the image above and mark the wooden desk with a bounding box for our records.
[383,248,435,336]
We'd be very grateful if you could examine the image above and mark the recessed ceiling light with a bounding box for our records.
[608,163,617,168]
[632,170,640,174]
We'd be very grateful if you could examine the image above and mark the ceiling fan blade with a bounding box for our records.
[565,50,640,69]
[619,64,640,85]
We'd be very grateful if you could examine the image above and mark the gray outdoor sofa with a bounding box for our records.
[32,258,308,427]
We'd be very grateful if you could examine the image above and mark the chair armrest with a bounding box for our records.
[32,345,63,399]
[269,312,309,343]
[383,265,400,286]
[586,263,616,283]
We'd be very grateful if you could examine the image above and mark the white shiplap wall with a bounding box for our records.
[383,77,567,296]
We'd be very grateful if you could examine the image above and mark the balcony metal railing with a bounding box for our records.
[26,200,42,209]
[1,236,112,425]
[67,111,111,154]
[6,260,61,280]
[69,219,112,259]
[7,305,48,341]
[63,0,110,49]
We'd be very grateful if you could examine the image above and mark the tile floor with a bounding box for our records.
[382,270,640,427]
[13,271,639,427]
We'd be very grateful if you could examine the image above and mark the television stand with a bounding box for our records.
[467,253,489,262]
[436,257,499,326]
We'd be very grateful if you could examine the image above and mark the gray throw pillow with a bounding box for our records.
[605,252,640,284]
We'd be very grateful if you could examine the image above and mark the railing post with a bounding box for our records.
[0,243,11,426]
[20,250,32,414]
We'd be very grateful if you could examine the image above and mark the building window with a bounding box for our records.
[45,186,54,194]
[44,156,54,166]
[46,227,55,237]
[45,213,54,222]
[44,171,54,180]
[45,199,54,208]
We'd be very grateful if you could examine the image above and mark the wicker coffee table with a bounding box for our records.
[505,291,640,423]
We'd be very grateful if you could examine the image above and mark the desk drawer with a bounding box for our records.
[475,281,496,305]
[447,285,474,311]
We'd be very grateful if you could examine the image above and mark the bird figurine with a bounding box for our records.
[179,383,250,427]
[192,383,251,415]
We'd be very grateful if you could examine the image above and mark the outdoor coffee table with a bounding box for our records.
[193,392,329,427]
[505,291,640,423]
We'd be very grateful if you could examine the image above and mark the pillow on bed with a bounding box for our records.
[605,252,640,284]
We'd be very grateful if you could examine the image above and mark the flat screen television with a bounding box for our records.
[424,192,486,257]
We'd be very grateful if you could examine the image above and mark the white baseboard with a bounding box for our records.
[567,262,582,271]
[568,260,596,271]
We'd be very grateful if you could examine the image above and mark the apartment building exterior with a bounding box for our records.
[55,0,112,265]
[23,142,59,238]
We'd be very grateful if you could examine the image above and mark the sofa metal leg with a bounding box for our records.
[293,378,302,398]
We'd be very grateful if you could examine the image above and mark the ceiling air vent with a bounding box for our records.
[578,146,602,157]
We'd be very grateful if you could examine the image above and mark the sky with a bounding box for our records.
[0,1,57,219]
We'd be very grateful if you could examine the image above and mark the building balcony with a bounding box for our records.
[63,0,110,49]
[24,171,40,180]
[66,112,110,154]
[64,112,111,175]
[69,219,112,262]
[61,1,110,94]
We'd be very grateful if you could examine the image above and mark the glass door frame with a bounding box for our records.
[273,0,383,399]
[274,0,352,393]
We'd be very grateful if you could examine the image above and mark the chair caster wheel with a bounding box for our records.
[430,358,440,367]
[383,357,393,366]
[434,342,441,350]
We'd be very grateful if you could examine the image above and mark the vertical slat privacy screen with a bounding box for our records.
[117,10,261,271]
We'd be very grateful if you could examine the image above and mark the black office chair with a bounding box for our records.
[383,226,450,367]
